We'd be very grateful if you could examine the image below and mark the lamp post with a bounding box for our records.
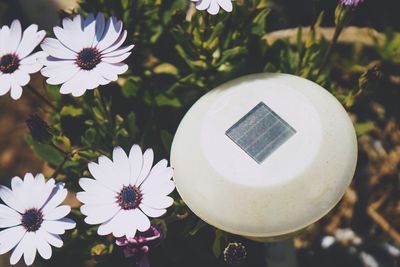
[170,73,357,266]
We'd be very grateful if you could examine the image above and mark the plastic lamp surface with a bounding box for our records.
[170,73,357,240]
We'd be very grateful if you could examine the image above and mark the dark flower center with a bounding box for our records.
[76,48,101,70]
[21,209,43,232]
[117,185,143,210]
[0,54,20,74]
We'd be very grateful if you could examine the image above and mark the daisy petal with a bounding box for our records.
[96,62,128,81]
[97,17,123,51]
[43,205,71,221]
[101,30,128,54]
[37,178,56,210]
[0,226,25,254]
[0,26,10,55]
[102,44,134,58]
[0,204,21,228]
[0,74,11,95]
[40,230,63,248]
[23,232,37,266]
[82,203,120,224]
[217,0,233,12]
[133,209,151,232]
[19,51,46,66]
[208,0,220,15]
[111,210,131,237]
[83,13,96,47]
[75,192,115,205]
[137,148,154,186]
[53,26,83,52]
[102,52,131,64]
[8,20,22,54]
[93,13,106,46]
[35,231,52,260]
[142,180,175,196]
[58,69,92,95]
[42,63,80,85]
[139,203,167,218]
[140,165,173,193]
[112,147,130,186]
[17,25,46,58]
[10,231,27,265]
[11,69,30,86]
[10,82,23,100]
[87,160,121,191]
[0,185,25,213]
[42,218,75,235]
[4,19,22,53]
[129,144,143,185]
[141,195,174,209]
[196,0,211,10]
[40,38,76,60]
[10,176,26,207]
[97,210,123,236]
[41,183,68,215]
[79,177,116,194]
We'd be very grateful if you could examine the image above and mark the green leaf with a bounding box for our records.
[154,63,178,75]
[296,25,303,53]
[121,77,141,98]
[205,22,224,50]
[47,84,62,102]
[212,229,224,258]
[355,122,375,137]
[189,220,207,236]
[60,106,84,117]
[126,112,139,138]
[251,9,271,36]
[25,135,64,166]
[155,94,182,107]
[219,46,248,64]
[160,130,173,153]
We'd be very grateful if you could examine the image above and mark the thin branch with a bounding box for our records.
[367,206,400,246]
[51,146,91,178]
[164,212,189,224]
[25,84,56,109]
[316,26,343,77]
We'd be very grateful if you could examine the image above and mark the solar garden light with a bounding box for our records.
[170,73,357,266]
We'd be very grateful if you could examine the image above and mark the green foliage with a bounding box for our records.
[376,28,400,64]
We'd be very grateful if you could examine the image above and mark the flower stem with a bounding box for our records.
[316,25,343,78]
[50,142,68,155]
[95,88,117,146]
[51,146,90,178]
[25,84,55,109]
[164,212,189,224]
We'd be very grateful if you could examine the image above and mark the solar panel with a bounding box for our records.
[226,102,296,164]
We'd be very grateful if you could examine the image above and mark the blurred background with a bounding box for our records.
[1,0,400,266]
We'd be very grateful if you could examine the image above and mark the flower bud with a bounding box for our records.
[223,242,247,265]
[26,114,53,144]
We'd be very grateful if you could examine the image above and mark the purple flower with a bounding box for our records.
[340,0,364,7]
[223,242,247,265]
[115,224,163,267]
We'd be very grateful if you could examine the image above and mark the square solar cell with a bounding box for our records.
[226,102,296,164]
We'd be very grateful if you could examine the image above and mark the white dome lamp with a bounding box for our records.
[170,73,357,265]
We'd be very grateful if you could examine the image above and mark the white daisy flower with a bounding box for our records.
[0,20,45,100]
[191,0,234,15]
[40,13,134,97]
[77,144,175,239]
[0,173,76,265]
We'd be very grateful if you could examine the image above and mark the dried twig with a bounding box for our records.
[367,206,400,246]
